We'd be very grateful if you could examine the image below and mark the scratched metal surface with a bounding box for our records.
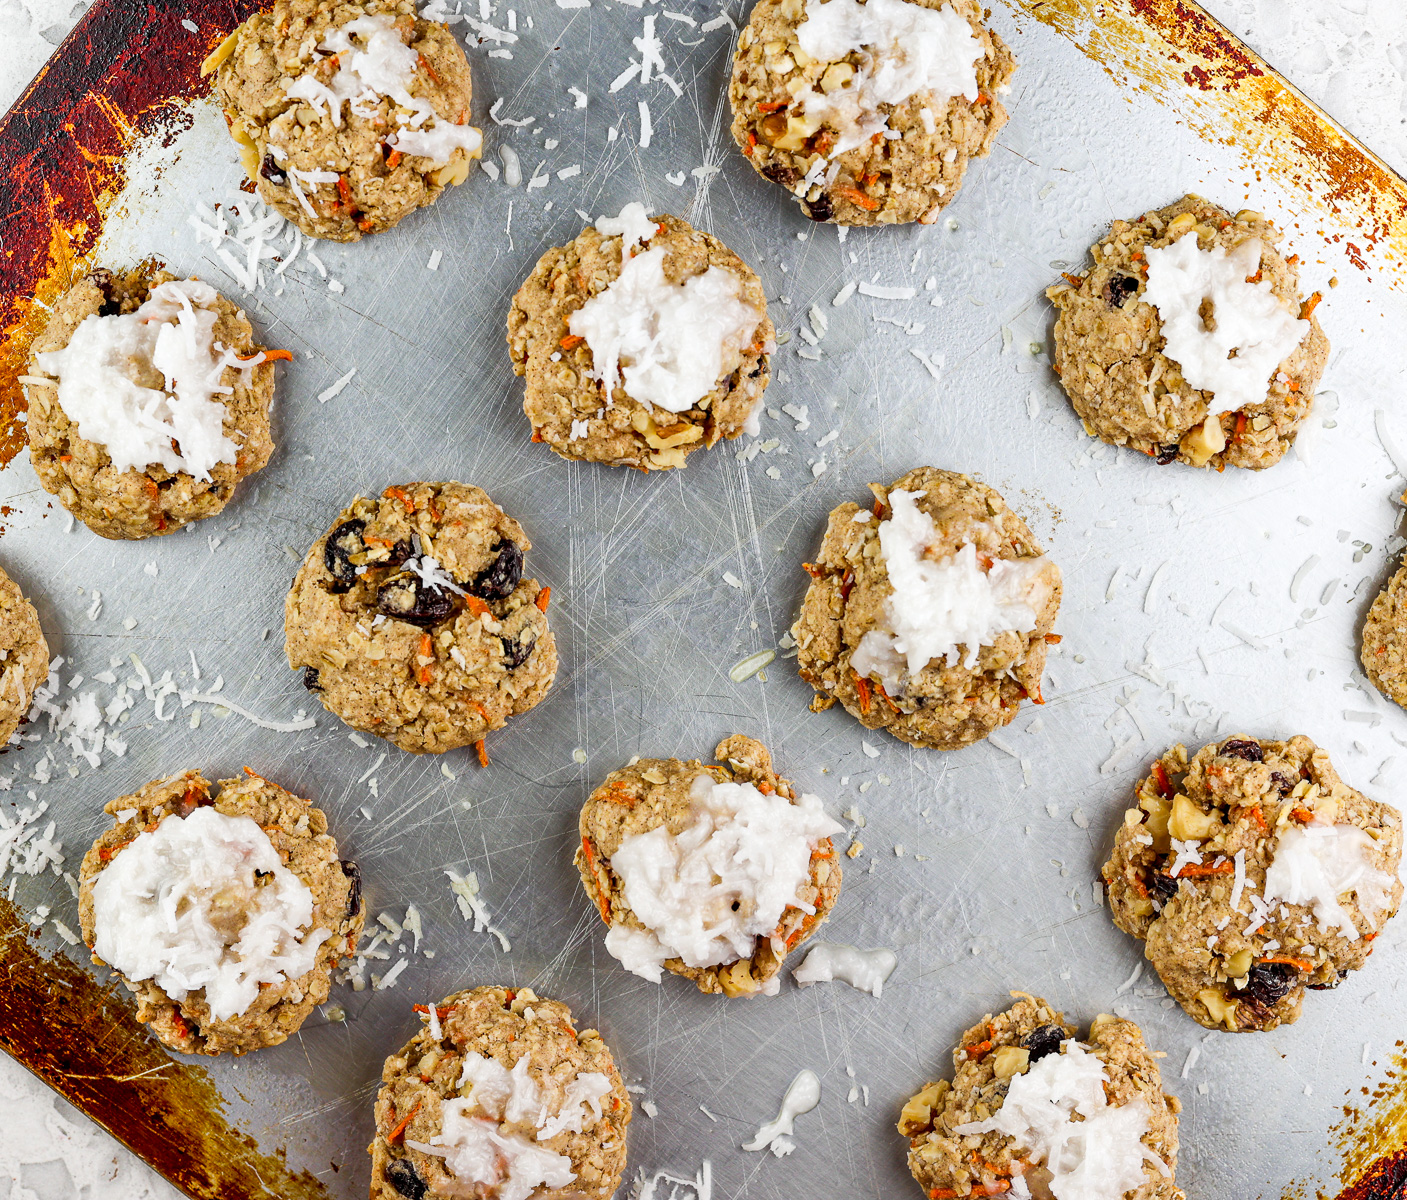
[4,3,1407,1198]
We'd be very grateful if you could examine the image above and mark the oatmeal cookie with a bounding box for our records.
[370,986,630,1200]
[508,210,773,470]
[26,267,276,540]
[1101,735,1403,1032]
[1362,546,1407,708]
[77,768,363,1056]
[729,0,1014,225]
[1047,195,1329,470]
[899,993,1182,1200]
[0,567,48,747]
[793,467,1060,751]
[285,482,556,755]
[575,734,841,997]
[206,0,481,241]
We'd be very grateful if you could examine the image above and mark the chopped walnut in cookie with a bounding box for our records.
[1101,735,1403,1032]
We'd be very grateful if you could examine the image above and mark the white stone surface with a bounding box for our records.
[0,0,1403,1195]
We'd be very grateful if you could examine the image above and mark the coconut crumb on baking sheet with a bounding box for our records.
[318,368,357,403]
[631,1161,712,1200]
[445,868,511,951]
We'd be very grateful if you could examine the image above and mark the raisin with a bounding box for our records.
[302,667,322,692]
[1269,770,1295,796]
[761,161,800,188]
[801,192,834,223]
[324,519,366,592]
[98,299,122,317]
[384,1158,426,1200]
[1148,870,1179,904]
[1219,738,1264,762]
[1102,274,1140,308]
[377,574,457,627]
[500,634,536,668]
[470,541,523,600]
[1231,961,1298,1008]
[383,538,415,570]
[1154,444,1181,465]
[259,153,287,186]
[1021,1024,1066,1064]
[340,859,363,921]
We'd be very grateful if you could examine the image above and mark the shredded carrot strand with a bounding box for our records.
[1299,291,1323,320]
[475,738,489,768]
[384,485,415,511]
[1259,954,1314,972]
[1171,860,1235,879]
[535,587,551,612]
[852,670,872,715]
[387,1102,422,1143]
[560,333,585,350]
[416,633,433,686]
[834,185,880,211]
[466,595,490,618]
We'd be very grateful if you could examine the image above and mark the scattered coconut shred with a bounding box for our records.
[951,1041,1169,1199]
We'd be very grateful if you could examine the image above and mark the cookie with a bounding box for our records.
[370,986,630,1200]
[206,0,481,241]
[575,734,842,997]
[285,482,557,755]
[508,204,774,471]
[899,993,1182,1200]
[77,768,363,1056]
[1046,195,1329,470]
[0,567,48,747]
[729,0,1014,225]
[25,267,277,540]
[1101,735,1403,1033]
[1361,548,1407,708]
[793,466,1060,751]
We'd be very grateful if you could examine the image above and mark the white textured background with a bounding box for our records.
[0,0,1404,1196]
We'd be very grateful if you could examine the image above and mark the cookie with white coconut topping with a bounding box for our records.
[1046,195,1329,470]
[370,986,630,1200]
[507,205,774,471]
[206,0,481,241]
[793,467,1060,751]
[575,734,842,997]
[0,567,48,747]
[729,0,1014,225]
[76,768,363,1056]
[1101,735,1403,1033]
[899,993,1183,1200]
[285,482,556,756]
[25,266,278,540]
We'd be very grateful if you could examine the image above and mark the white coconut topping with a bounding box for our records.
[283,14,482,164]
[602,774,841,982]
[952,1041,1168,1200]
[1263,821,1398,941]
[791,941,897,997]
[794,0,980,154]
[412,1052,612,1197]
[596,200,658,256]
[568,207,763,416]
[1141,233,1309,414]
[410,1110,573,1200]
[90,806,330,1021]
[34,279,244,481]
[742,1069,821,1153]
[849,489,1053,693]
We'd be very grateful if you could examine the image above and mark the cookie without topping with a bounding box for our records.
[77,769,363,1056]
[1047,195,1329,470]
[1361,548,1407,708]
[0,568,48,747]
[369,986,630,1200]
[899,993,1182,1200]
[207,0,480,241]
[729,0,1014,225]
[1101,735,1403,1033]
[793,467,1060,751]
[26,267,276,540]
[285,482,556,755]
[575,734,841,997]
[508,212,773,471]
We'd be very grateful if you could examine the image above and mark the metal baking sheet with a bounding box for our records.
[1,1,1406,1197]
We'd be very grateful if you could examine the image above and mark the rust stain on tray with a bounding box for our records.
[1007,0,1407,283]
[0,896,327,1200]
[0,0,260,473]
